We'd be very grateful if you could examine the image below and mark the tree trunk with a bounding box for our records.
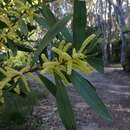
[108,0,127,65]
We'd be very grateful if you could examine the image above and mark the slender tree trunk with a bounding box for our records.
[99,0,108,65]
[108,0,127,65]
[116,0,127,64]
[107,0,112,61]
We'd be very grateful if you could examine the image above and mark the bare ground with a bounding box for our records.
[32,67,130,130]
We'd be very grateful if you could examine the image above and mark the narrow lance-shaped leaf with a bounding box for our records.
[73,0,86,49]
[34,15,71,61]
[19,20,28,35]
[0,68,6,80]
[39,4,73,42]
[55,74,77,130]
[86,57,104,73]
[40,3,57,27]
[17,77,30,95]
[37,73,57,96]
[37,73,77,130]
[7,39,17,56]
[15,42,34,52]
[70,71,112,121]
[35,16,48,29]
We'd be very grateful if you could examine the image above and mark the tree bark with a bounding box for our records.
[108,0,127,65]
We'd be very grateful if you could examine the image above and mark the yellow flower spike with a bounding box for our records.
[74,59,94,74]
[63,42,72,52]
[72,63,81,70]
[41,67,52,74]
[67,60,72,75]
[14,76,20,82]
[0,97,4,103]
[52,47,62,55]
[72,48,77,58]
[20,66,30,73]
[58,65,66,72]
[54,68,69,85]
[0,42,3,50]
[77,53,86,59]
[0,68,7,76]
[79,34,96,53]
[0,90,4,103]
[58,40,66,50]
[52,47,72,61]
[14,85,20,95]
[76,59,90,69]
[42,61,59,68]
[75,53,85,59]
[72,48,85,59]
[20,76,31,92]
[41,54,48,62]
[62,52,72,61]
[72,63,89,74]
[0,90,3,97]
[5,67,21,77]
[0,77,11,89]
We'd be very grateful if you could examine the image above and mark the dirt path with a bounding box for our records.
[32,67,130,130]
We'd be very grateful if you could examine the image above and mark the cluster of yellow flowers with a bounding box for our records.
[0,66,31,103]
[0,0,37,50]
[41,39,95,85]
[0,34,96,103]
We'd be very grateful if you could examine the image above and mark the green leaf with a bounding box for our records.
[0,68,6,80]
[55,74,77,130]
[61,27,73,42]
[14,42,34,52]
[0,53,7,62]
[19,20,28,35]
[70,71,112,121]
[5,40,34,53]
[86,57,104,73]
[0,20,8,29]
[17,77,30,95]
[0,14,11,27]
[7,40,17,56]
[38,73,77,130]
[34,15,71,61]
[40,4,57,27]
[35,16,48,29]
[37,73,57,96]
[40,4,73,42]
[73,0,86,49]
